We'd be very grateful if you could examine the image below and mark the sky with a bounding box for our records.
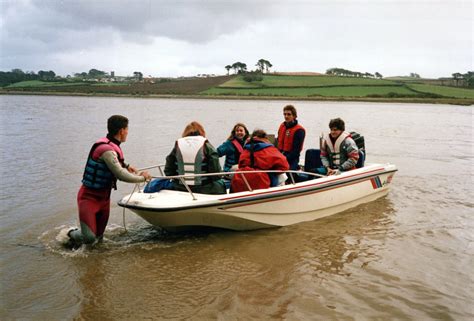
[0,0,472,78]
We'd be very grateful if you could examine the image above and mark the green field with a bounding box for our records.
[5,80,85,88]
[204,86,417,97]
[7,80,133,88]
[407,84,474,99]
[200,75,474,102]
[219,75,396,88]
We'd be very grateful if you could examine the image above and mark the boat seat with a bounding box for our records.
[356,150,365,168]
[304,149,323,172]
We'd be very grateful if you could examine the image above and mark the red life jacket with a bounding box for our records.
[231,138,244,154]
[231,139,289,193]
[92,137,124,162]
[277,122,305,152]
[231,167,271,193]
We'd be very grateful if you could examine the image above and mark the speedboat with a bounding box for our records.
[118,162,397,231]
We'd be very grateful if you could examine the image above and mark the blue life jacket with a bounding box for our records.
[82,138,124,189]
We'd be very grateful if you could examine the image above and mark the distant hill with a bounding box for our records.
[202,74,474,103]
[2,74,473,105]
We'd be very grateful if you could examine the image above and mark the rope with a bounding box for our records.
[120,164,163,232]
[122,183,140,233]
[122,207,127,233]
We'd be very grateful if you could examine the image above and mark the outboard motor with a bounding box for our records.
[350,131,365,168]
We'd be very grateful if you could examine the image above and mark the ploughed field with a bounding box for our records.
[3,76,233,95]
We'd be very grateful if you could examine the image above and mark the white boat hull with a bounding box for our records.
[119,164,397,231]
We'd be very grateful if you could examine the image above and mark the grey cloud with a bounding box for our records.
[1,0,281,63]
[24,0,272,43]
[1,0,471,77]
[0,0,281,73]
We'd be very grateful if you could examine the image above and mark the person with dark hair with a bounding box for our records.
[231,129,289,193]
[68,115,151,246]
[277,104,306,170]
[217,123,250,172]
[165,121,226,194]
[320,117,359,175]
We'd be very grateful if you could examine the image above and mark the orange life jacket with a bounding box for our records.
[277,122,305,152]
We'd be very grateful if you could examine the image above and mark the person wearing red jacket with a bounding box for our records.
[231,129,289,193]
[277,104,306,170]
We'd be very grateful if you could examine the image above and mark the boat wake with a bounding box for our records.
[39,222,219,257]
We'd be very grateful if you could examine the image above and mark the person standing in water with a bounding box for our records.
[68,115,151,246]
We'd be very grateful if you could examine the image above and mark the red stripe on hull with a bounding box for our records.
[220,167,387,202]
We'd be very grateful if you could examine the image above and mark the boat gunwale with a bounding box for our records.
[118,166,397,213]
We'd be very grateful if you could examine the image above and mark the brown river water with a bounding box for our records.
[0,95,472,320]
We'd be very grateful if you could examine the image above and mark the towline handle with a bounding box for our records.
[148,169,326,180]
[137,165,327,180]
[137,164,165,171]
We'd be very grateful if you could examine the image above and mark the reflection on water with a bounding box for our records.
[297,198,396,277]
[66,197,395,320]
[1,95,473,320]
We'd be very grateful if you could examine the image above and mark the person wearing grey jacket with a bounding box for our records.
[320,118,359,175]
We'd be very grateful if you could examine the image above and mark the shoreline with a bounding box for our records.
[1,90,472,106]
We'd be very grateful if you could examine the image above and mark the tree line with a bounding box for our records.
[326,68,383,79]
[452,72,473,87]
[225,59,273,75]
[0,68,57,87]
[0,68,145,87]
[326,68,473,87]
[74,69,143,81]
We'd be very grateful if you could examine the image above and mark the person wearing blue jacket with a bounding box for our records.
[216,123,249,172]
